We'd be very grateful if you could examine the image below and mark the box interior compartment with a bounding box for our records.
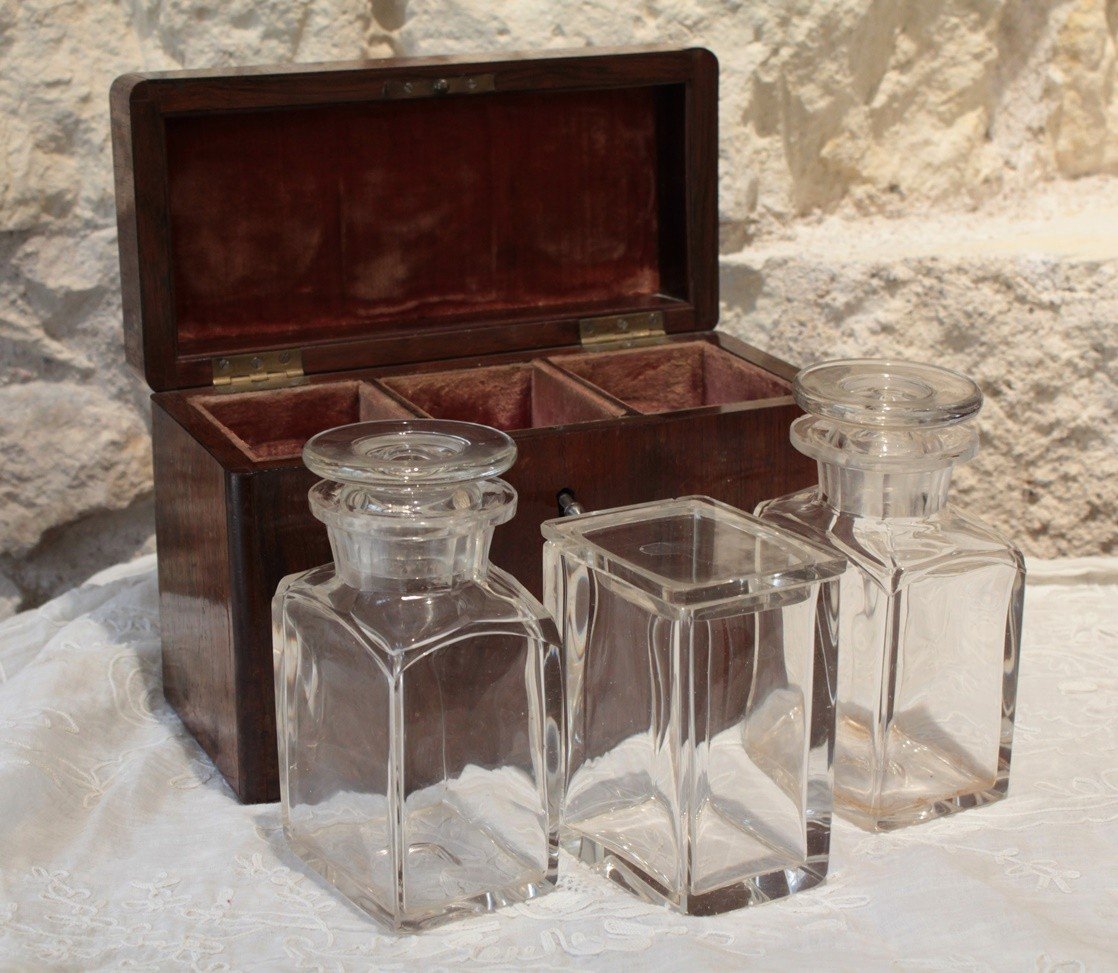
[382,361,627,432]
[162,85,687,359]
[552,341,790,414]
[192,381,417,461]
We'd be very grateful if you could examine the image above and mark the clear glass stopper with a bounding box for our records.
[301,420,519,586]
[794,359,982,429]
[790,359,983,476]
[304,419,517,486]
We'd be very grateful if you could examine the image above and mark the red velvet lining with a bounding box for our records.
[552,342,789,414]
[164,87,670,357]
[189,344,787,461]
[382,361,626,432]
[193,381,417,461]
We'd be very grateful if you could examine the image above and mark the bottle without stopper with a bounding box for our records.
[544,496,845,913]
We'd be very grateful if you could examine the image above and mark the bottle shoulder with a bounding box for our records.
[937,503,1025,558]
[276,563,558,656]
[276,562,336,598]
[757,491,1024,581]
[755,487,827,525]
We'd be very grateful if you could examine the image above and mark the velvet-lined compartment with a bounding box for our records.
[382,361,626,432]
[187,343,786,461]
[163,85,686,359]
[551,342,790,414]
[192,381,417,462]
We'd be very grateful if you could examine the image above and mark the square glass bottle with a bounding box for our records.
[543,497,845,914]
[756,360,1025,831]
[273,420,562,932]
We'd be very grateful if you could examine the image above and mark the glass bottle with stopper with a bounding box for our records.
[756,359,1025,831]
[273,419,562,932]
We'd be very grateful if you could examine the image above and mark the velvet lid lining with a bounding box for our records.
[164,86,678,359]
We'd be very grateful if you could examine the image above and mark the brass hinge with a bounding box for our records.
[212,349,304,389]
[579,311,666,347]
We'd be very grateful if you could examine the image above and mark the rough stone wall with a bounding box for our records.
[0,1,397,616]
[1,0,1116,616]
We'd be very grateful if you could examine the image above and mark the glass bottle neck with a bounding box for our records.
[310,476,516,592]
[790,414,976,520]
[817,462,953,518]
[327,522,494,590]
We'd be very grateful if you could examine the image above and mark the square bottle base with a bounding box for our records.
[570,833,829,916]
[836,768,1011,833]
[287,824,559,933]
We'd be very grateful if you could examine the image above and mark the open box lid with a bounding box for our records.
[111,46,718,393]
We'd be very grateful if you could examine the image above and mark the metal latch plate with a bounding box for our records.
[381,73,495,99]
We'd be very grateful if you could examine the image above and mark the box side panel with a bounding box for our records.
[152,403,240,789]
[687,46,719,330]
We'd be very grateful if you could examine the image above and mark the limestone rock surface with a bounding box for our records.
[1049,0,1118,177]
[720,177,1118,558]
[0,380,150,553]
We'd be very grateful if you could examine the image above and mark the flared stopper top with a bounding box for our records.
[304,420,517,487]
[302,420,518,586]
[795,359,983,429]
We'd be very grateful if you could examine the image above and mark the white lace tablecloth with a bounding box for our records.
[1,555,1116,971]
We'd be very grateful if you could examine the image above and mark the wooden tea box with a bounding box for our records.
[111,46,815,803]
